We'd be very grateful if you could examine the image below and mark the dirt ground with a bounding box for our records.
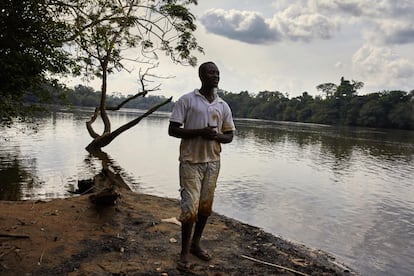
[0,190,357,275]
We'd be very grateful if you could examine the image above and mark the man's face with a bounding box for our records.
[201,63,220,88]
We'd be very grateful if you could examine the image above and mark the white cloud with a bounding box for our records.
[312,0,413,18]
[352,44,414,89]
[270,4,338,42]
[200,9,280,44]
[375,21,414,45]
[312,0,414,46]
[335,62,343,68]
[200,5,338,44]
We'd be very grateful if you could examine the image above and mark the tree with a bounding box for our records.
[0,0,73,125]
[61,0,203,151]
[316,77,365,124]
[249,91,286,120]
[295,92,314,122]
[220,90,254,118]
[316,83,337,99]
[335,77,363,98]
[357,93,384,127]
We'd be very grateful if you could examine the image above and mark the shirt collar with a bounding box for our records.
[194,89,223,103]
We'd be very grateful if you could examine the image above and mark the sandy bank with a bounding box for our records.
[0,190,357,275]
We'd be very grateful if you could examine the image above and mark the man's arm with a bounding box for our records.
[169,121,232,143]
[216,131,233,144]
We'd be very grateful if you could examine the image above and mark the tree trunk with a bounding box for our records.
[85,96,172,152]
[100,61,111,134]
[89,167,131,206]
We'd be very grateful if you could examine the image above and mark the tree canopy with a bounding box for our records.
[220,78,414,130]
[57,0,203,151]
[0,0,73,125]
[0,0,202,130]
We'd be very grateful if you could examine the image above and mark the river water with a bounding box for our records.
[1,108,413,275]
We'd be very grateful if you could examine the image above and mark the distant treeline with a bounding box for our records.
[48,78,414,130]
[48,84,174,112]
[220,89,414,130]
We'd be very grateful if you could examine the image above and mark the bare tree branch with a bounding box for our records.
[106,91,148,111]
[86,97,172,151]
[110,96,172,139]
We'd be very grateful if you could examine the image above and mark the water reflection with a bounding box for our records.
[234,119,414,184]
[1,110,414,275]
[217,119,414,276]
[351,202,414,275]
[0,154,40,200]
[85,149,140,190]
[0,110,141,200]
[0,124,46,200]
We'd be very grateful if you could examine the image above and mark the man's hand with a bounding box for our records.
[169,122,233,143]
[200,126,218,140]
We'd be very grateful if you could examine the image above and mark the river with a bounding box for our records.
[1,107,413,276]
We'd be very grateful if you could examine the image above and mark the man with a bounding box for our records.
[168,61,235,271]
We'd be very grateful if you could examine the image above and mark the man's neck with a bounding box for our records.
[199,87,216,103]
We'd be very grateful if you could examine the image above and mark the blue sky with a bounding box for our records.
[71,0,414,100]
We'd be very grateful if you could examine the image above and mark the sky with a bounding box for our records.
[70,0,414,100]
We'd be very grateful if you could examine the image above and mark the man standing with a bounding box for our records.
[168,61,235,271]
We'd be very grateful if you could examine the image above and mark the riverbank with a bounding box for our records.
[0,190,356,275]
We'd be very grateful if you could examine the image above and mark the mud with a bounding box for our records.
[0,191,357,275]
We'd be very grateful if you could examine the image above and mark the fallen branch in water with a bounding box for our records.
[241,254,310,276]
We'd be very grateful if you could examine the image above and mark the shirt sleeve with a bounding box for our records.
[169,96,186,124]
[221,102,236,132]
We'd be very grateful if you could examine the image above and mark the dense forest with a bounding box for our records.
[51,76,414,130]
[46,84,175,112]
[220,78,414,130]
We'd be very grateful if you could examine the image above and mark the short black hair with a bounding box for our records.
[198,61,217,77]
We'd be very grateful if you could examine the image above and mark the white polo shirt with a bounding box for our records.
[170,89,236,163]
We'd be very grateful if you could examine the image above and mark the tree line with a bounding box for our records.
[50,84,174,112]
[53,76,414,130]
[220,77,414,130]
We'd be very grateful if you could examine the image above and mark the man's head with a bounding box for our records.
[199,62,220,88]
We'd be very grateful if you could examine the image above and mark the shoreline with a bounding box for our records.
[0,190,357,275]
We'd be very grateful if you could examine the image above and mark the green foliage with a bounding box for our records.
[316,83,336,98]
[45,84,173,111]
[335,77,363,98]
[219,78,414,130]
[0,0,73,125]
[1,0,201,127]
[64,0,203,79]
[59,0,202,145]
[218,90,253,118]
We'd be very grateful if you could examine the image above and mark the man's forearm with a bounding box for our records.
[169,125,202,139]
[215,132,233,144]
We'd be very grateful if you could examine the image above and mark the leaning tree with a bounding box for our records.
[60,0,203,152]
